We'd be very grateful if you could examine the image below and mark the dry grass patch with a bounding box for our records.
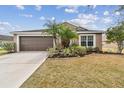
[21,54,124,88]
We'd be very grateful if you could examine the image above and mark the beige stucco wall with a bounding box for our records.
[96,33,102,51]
[13,34,17,42]
[13,34,17,52]
[102,34,120,53]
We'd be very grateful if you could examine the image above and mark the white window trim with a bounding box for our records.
[79,34,96,47]
[16,35,54,52]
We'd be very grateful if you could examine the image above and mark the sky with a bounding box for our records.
[0,5,121,35]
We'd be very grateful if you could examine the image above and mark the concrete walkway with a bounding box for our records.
[0,51,48,88]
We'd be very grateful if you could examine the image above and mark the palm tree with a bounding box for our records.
[44,20,59,48]
[59,25,78,48]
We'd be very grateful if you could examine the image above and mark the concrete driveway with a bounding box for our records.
[0,51,48,88]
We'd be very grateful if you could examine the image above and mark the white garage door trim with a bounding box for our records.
[17,35,54,52]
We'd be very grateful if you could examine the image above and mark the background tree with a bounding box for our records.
[116,5,124,12]
[114,5,124,24]
[44,20,59,48]
[59,25,78,48]
[106,22,124,53]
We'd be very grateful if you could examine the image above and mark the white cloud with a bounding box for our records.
[0,22,11,27]
[78,13,98,24]
[35,5,42,11]
[57,6,79,13]
[40,16,45,20]
[65,8,77,13]
[51,17,55,20]
[103,11,109,16]
[0,27,4,30]
[95,11,98,14]
[66,13,112,30]
[39,16,55,21]
[12,25,21,30]
[16,5,24,10]
[68,19,98,30]
[20,14,33,18]
[115,11,120,16]
[102,17,113,24]
[67,13,99,30]
[65,6,78,13]
[0,21,22,35]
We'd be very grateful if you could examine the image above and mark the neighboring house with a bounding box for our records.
[11,22,104,52]
[0,35,13,42]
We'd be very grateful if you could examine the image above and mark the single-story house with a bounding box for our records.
[0,35,13,45]
[0,35,13,42]
[11,22,104,52]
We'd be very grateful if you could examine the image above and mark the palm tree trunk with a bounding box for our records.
[61,39,70,48]
[53,37,58,49]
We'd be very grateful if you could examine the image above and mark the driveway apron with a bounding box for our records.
[0,51,48,88]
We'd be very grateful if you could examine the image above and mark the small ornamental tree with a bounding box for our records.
[44,20,59,48]
[59,25,78,48]
[106,22,124,53]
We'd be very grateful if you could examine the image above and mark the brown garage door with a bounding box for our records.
[20,36,53,51]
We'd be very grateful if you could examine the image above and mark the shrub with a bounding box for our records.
[56,43,63,50]
[47,48,60,58]
[86,47,93,52]
[0,42,15,53]
[86,47,100,53]
[63,48,76,57]
[47,46,87,58]
[70,46,87,56]
[70,43,79,47]
[93,47,100,53]
[48,48,71,58]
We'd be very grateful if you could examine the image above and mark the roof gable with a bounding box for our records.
[61,22,88,31]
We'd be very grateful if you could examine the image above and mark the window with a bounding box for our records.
[80,35,94,47]
[88,36,93,46]
[81,36,86,46]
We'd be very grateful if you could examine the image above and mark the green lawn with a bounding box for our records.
[21,54,124,88]
[0,48,8,55]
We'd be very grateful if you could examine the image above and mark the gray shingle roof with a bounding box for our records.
[11,22,105,34]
